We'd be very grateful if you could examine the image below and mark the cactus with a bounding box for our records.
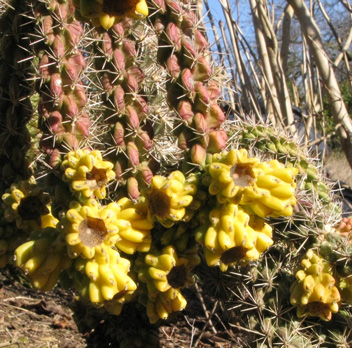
[0,0,351,346]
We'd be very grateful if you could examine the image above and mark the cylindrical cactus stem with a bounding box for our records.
[31,0,91,168]
[86,18,157,200]
[0,1,37,192]
[147,0,228,169]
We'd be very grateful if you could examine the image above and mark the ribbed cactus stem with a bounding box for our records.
[147,0,228,169]
[0,0,36,193]
[32,0,91,168]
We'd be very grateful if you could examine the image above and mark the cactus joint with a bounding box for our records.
[78,216,107,247]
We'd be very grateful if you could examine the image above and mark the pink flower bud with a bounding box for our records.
[102,32,113,59]
[178,129,191,150]
[127,177,140,200]
[122,39,137,65]
[47,111,64,134]
[177,100,194,124]
[126,105,140,129]
[194,112,208,133]
[153,17,165,35]
[137,130,153,150]
[182,11,197,30]
[39,55,52,81]
[113,85,125,113]
[76,112,91,138]
[65,21,83,47]
[113,49,126,72]
[181,68,194,92]
[127,142,140,167]
[192,56,212,82]
[43,16,55,45]
[207,130,228,153]
[138,163,153,185]
[53,36,65,59]
[194,82,211,113]
[194,30,209,51]
[113,122,126,147]
[112,23,125,38]
[166,55,181,80]
[191,144,207,166]
[165,22,182,52]
[181,35,196,59]
[205,103,226,129]
[71,83,87,108]
[207,80,220,101]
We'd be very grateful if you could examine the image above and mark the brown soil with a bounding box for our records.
[0,267,86,348]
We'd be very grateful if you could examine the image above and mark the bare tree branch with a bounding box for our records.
[280,4,294,77]
[288,0,352,169]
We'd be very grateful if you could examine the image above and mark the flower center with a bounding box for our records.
[167,265,187,289]
[102,0,139,16]
[147,189,171,219]
[86,167,108,188]
[306,302,332,320]
[78,216,107,247]
[17,196,49,220]
[220,246,248,264]
[230,163,255,187]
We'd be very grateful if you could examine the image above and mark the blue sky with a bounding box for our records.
[202,1,254,53]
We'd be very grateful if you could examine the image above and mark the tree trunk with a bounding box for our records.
[288,0,352,169]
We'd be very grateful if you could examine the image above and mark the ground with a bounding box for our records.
[0,265,240,348]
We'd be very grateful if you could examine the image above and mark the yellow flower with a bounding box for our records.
[195,204,273,271]
[75,245,137,308]
[290,249,340,321]
[62,149,115,199]
[136,245,191,322]
[206,149,262,204]
[14,228,72,291]
[59,199,120,259]
[146,287,187,324]
[107,197,154,254]
[145,171,198,228]
[76,0,148,30]
[2,178,53,232]
[206,150,297,218]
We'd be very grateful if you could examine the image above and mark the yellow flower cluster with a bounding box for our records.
[61,149,116,199]
[74,0,149,30]
[206,149,297,218]
[107,198,153,254]
[2,178,57,232]
[290,249,341,321]
[59,197,154,258]
[75,245,137,314]
[14,228,72,291]
[145,171,199,228]
[136,245,192,323]
[59,198,120,259]
[195,204,273,271]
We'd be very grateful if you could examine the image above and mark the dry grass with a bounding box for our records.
[324,150,352,187]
